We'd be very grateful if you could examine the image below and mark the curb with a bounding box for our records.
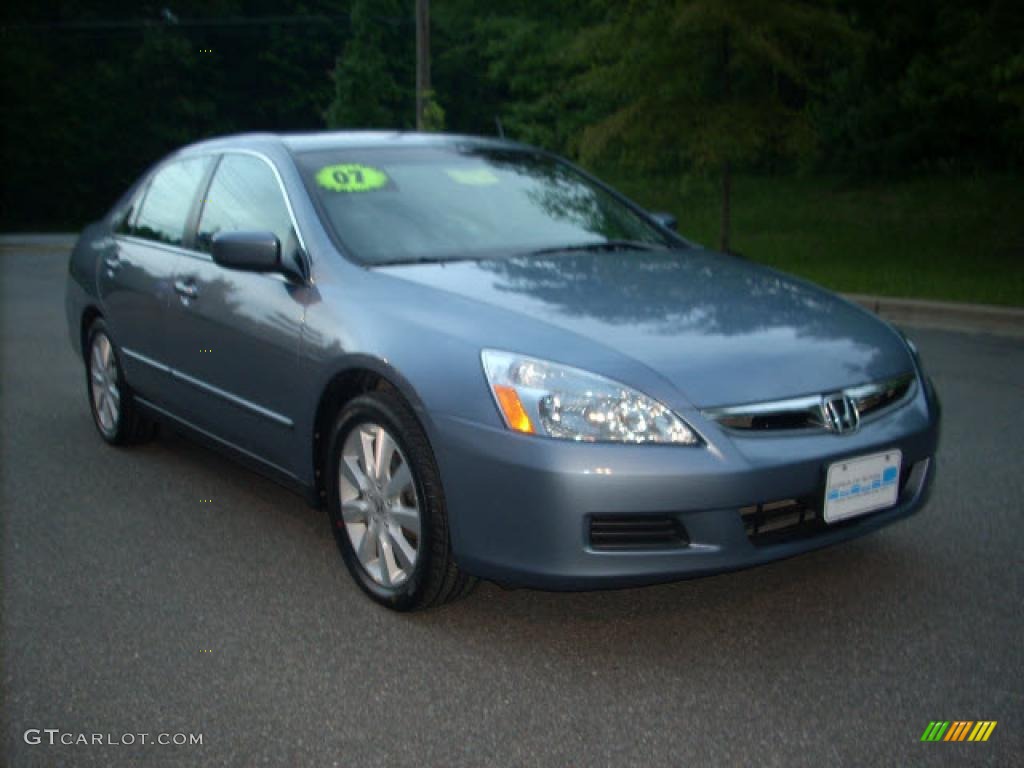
[843,294,1024,339]
[1,235,1020,338]
[0,233,78,250]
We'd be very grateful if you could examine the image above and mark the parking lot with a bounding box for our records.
[3,246,1022,766]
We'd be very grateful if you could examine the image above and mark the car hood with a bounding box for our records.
[377,249,913,408]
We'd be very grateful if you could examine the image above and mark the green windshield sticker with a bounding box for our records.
[445,168,499,186]
[315,163,389,192]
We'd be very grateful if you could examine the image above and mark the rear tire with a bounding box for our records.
[326,389,476,611]
[85,319,157,446]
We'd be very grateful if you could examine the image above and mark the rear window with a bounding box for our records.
[130,156,211,246]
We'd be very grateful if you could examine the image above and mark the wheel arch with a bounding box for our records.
[310,355,435,507]
[80,305,104,357]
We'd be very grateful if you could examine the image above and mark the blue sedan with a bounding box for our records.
[66,132,940,610]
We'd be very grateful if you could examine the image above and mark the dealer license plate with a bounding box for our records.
[824,450,902,524]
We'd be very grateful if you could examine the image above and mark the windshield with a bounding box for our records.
[296,145,675,264]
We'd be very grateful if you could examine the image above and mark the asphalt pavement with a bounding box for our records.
[3,247,1022,767]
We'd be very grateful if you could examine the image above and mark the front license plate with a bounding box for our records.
[824,450,902,524]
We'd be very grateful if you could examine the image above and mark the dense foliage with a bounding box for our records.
[1,0,1021,230]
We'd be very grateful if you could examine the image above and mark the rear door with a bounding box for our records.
[99,156,212,403]
[165,152,307,475]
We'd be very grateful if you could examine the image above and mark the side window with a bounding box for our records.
[196,154,295,254]
[131,157,211,246]
[113,180,150,235]
[113,195,138,235]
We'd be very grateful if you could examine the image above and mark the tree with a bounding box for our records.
[325,0,414,129]
[819,0,1024,173]
[572,0,856,252]
[432,0,597,146]
[419,89,446,131]
[0,0,345,229]
[471,12,581,149]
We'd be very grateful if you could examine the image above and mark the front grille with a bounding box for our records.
[704,374,916,432]
[589,515,689,550]
[849,376,917,419]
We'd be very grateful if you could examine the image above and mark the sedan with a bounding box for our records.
[66,131,941,610]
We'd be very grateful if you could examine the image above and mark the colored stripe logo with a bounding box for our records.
[921,721,997,742]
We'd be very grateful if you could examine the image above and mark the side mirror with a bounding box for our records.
[649,211,678,231]
[211,231,281,273]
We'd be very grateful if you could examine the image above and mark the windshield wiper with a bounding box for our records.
[524,239,666,257]
[373,240,666,266]
[372,255,474,267]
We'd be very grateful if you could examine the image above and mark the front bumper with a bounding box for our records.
[431,383,939,590]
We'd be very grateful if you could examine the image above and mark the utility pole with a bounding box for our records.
[415,0,430,130]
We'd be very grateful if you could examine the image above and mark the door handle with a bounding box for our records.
[174,278,199,300]
[103,255,121,274]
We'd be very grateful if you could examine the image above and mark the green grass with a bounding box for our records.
[609,173,1024,307]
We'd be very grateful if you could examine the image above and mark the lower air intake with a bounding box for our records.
[740,499,823,545]
[589,515,689,550]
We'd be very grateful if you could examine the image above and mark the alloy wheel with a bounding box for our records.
[339,422,421,587]
[89,333,121,436]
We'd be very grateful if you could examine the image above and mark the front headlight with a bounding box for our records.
[481,349,700,444]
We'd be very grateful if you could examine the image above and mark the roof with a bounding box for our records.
[181,130,526,157]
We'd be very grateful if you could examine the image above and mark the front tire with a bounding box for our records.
[85,319,157,445]
[326,390,476,611]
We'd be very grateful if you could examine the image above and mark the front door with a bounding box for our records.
[165,153,307,476]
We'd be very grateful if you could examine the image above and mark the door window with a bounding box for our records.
[131,157,211,246]
[113,185,144,235]
[196,154,295,254]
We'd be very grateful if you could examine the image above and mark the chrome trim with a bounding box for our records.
[710,393,823,417]
[821,392,860,433]
[704,373,916,433]
[171,369,294,428]
[121,347,172,374]
[845,374,915,401]
[121,347,293,429]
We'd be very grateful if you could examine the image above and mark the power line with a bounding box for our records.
[1,12,411,34]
